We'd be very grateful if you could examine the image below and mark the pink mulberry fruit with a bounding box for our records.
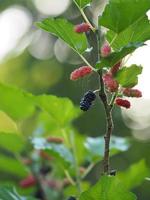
[103,73,119,92]
[74,23,91,33]
[123,88,142,98]
[101,43,111,57]
[70,66,92,81]
[115,98,131,109]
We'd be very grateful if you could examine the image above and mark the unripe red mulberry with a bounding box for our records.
[101,43,111,57]
[47,137,64,144]
[115,98,131,109]
[74,23,91,33]
[110,61,122,75]
[123,88,142,98]
[103,73,119,92]
[70,66,92,81]
[19,175,36,188]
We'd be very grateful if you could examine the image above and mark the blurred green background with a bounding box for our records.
[0,0,150,199]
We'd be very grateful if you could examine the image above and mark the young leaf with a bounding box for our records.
[36,18,87,54]
[0,111,18,133]
[118,160,149,190]
[79,176,137,200]
[96,43,144,69]
[85,136,130,162]
[32,138,74,167]
[107,15,150,50]
[73,0,92,8]
[34,95,80,126]
[99,0,150,33]
[115,65,143,88]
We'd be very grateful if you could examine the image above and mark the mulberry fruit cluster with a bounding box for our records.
[70,66,92,80]
[74,23,91,33]
[80,90,96,111]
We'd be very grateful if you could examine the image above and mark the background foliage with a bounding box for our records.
[0,0,150,199]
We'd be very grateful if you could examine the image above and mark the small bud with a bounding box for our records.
[74,23,91,33]
[115,98,131,109]
[123,88,142,98]
[101,43,111,57]
[103,73,119,92]
[110,61,122,75]
[70,66,92,81]
[47,137,64,144]
[19,175,36,188]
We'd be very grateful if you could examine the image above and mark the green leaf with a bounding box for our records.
[0,133,24,153]
[99,0,150,33]
[0,83,35,120]
[96,43,144,69]
[79,176,137,200]
[107,15,150,50]
[34,95,80,126]
[73,0,92,8]
[118,160,149,190]
[85,136,130,162]
[0,187,37,200]
[0,111,18,133]
[0,155,27,177]
[115,64,143,88]
[0,83,79,126]
[32,138,74,167]
[36,18,87,54]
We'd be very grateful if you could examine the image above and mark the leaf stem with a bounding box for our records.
[64,170,76,185]
[73,0,95,31]
[70,132,82,195]
[78,53,96,71]
[110,33,118,46]
[80,8,95,31]
[81,162,96,179]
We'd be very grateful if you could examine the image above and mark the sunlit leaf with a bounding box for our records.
[107,15,150,50]
[115,65,143,88]
[79,176,137,200]
[0,111,18,133]
[99,0,150,33]
[36,18,87,54]
[118,160,149,190]
[0,83,35,120]
[34,95,80,126]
